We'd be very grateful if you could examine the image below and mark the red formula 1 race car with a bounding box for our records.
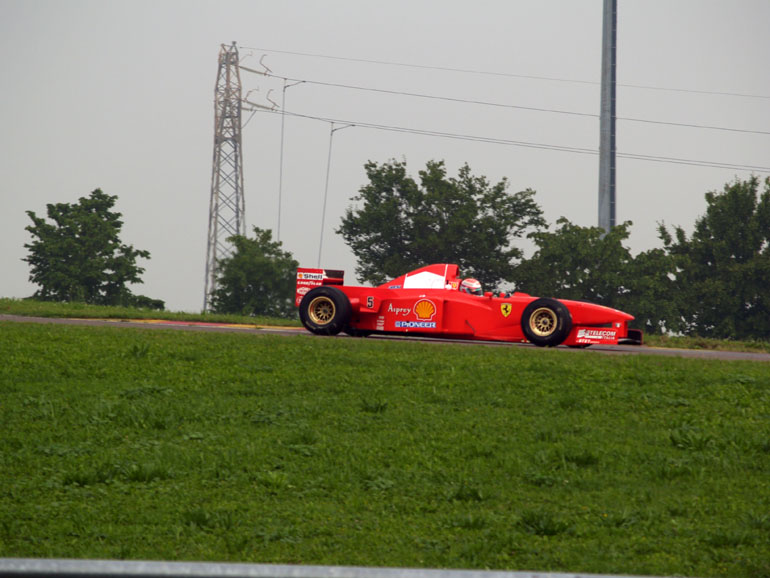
[295,264,642,347]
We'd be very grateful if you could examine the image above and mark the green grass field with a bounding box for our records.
[3,297,770,353]
[0,298,300,327]
[1,320,769,577]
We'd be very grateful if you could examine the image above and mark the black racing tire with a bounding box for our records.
[299,287,352,336]
[521,298,573,347]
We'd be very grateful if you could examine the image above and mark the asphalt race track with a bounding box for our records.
[2,314,769,363]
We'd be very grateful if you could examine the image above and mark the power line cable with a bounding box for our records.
[253,70,598,119]
[243,106,770,174]
[618,116,770,136]
[246,107,598,154]
[240,46,597,86]
[246,70,770,136]
[240,46,770,100]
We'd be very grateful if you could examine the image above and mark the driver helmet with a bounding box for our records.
[460,278,483,296]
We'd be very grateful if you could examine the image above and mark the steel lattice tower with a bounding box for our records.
[204,42,246,310]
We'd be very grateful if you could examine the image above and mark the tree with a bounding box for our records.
[625,245,684,335]
[209,227,299,318]
[337,159,546,288]
[514,219,634,304]
[659,176,770,339]
[23,189,160,308]
[513,219,681,334]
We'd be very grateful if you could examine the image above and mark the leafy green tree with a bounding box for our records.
[513,219,681,333]
[210,227,299,318]
[23,189,159,308]
[659,176,770,339]
[337,159,546,288]
[514,219,634,303]
[625,246,683,334]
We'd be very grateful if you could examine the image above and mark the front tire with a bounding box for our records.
[521,298,572,347]
[299,287,352,336]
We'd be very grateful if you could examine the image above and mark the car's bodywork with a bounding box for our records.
[295,263,642,347]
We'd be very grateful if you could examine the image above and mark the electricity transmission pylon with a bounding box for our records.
[204,42,245,311]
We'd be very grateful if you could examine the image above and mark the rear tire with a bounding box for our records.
[521,298,572,347]
[299,287,352,336]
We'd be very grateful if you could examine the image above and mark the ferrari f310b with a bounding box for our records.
[295,264,642,347]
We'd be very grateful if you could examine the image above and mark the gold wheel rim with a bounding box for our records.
[529,307,557,337]
[308,296,335,325]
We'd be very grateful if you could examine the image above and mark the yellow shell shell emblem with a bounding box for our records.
[414,299,436,320]
[501,303,512,318]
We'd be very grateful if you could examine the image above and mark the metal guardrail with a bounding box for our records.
[0,559,673,578]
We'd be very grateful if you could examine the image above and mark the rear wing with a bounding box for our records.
[295,267,345,306]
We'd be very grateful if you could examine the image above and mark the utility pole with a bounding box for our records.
[204,42,245,311]
[277,79,304,242]
[598,0,617,232]
[318,122,354,267]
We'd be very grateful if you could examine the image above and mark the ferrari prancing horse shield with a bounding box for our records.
[501,303,512,318]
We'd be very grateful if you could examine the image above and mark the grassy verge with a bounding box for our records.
[3,298,769,352]
[0,298,300,327]
[1,321,769,577]
[644,334,770,354]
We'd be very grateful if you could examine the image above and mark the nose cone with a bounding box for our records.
[562,300,634,325]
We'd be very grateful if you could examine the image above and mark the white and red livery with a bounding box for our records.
[296,263,642,347]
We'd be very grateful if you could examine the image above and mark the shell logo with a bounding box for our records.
[414,299,437,320]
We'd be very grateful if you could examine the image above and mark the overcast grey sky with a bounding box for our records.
[2,0,769,312]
